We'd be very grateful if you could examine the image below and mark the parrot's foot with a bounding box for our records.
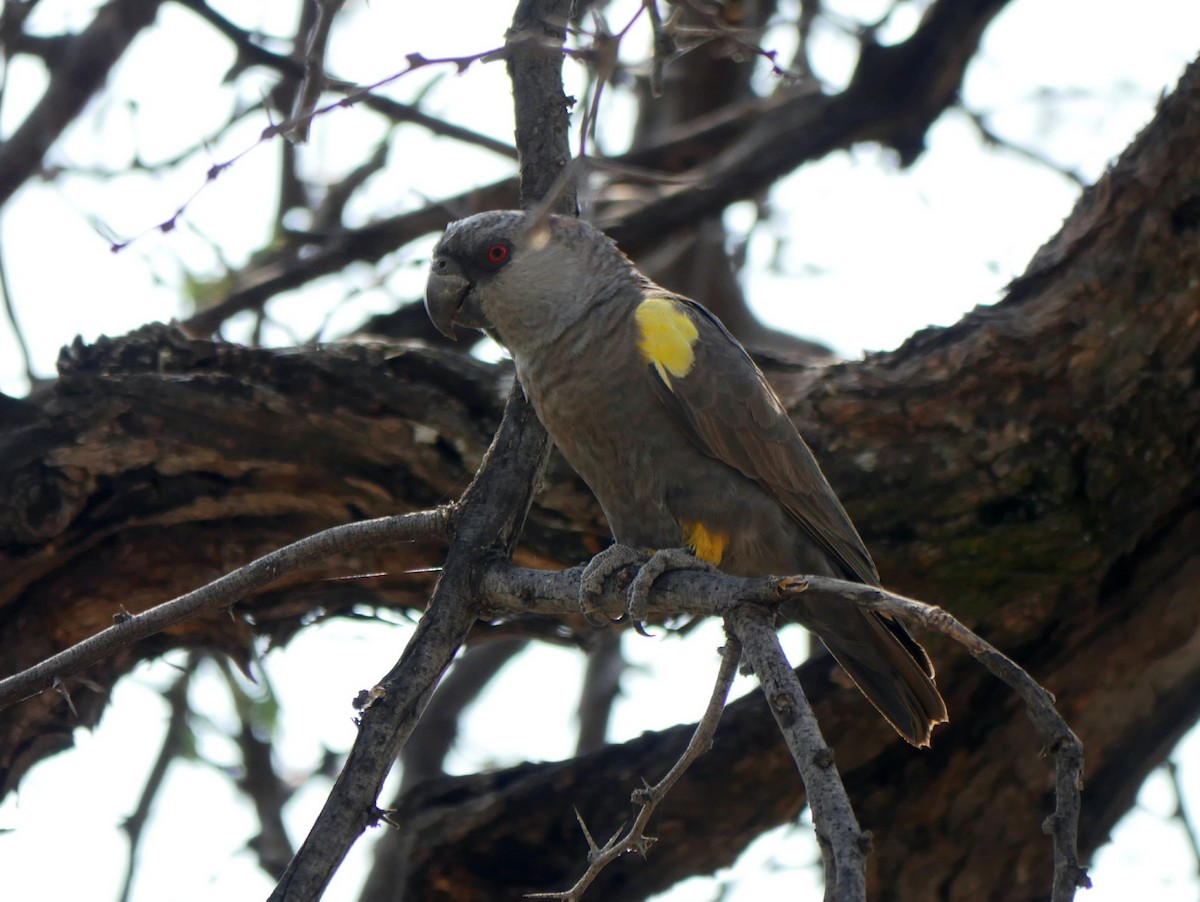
[580,544,647,627]
[626,548,714,636]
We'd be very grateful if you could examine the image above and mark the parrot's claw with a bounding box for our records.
[580,544,647,626]
[626,548,714,635]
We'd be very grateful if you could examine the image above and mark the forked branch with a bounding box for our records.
[528,634,742,900]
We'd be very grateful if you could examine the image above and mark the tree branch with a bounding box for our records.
[530,633,742,900]
[174,0,518,159]
[268,1,576,895]
[0,0,166,208]
[180,0,1013,335]
[1,52,1196,899]
[0,510,450,710]
[726,604,867,901]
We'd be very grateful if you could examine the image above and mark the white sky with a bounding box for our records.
[1,0,1198,900]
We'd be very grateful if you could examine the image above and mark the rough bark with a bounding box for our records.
[1,46,1197,902]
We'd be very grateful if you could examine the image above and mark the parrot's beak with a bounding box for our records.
[425,258,471,340]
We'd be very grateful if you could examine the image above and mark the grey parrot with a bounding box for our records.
[424,210,947,746]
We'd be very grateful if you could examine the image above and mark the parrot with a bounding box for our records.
[424,210,947,746]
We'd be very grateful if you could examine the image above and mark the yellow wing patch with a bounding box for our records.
[634,296,699,387]
[680,520,728,565]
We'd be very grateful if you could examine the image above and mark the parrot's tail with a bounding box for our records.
[788,601,948,746]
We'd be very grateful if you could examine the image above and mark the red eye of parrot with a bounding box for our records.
[485,243,509,265]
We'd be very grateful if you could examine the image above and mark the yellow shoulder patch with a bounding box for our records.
[634,296,699,387]
[680,520,728,565]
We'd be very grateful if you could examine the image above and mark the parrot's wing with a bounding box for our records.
[636,291,880,586]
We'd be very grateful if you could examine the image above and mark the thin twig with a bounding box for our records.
[643,0,675,97]
[528,635,742,900]
[725,604,867,902]
[0,509,451,710]
[575,4,644,159]
[177,0,517,158]
[960,105,1087,187]
[109,39,535,253]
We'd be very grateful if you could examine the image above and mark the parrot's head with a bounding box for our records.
[425,210,635,354]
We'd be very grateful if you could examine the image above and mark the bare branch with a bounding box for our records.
[176,0,518,157]
[0,510,451,710]
[529,633,742,900]
[111,42,521,252]
[507,0,578,214]
[877,588,1090,900]
[960,105,1087,187]
[180,0,1015,336]
[268,6,576,896]
[575,630,624,755]
[215,656,296,878]
[725,605,867,902]
[399,638,528,790]
[270,381,552,899]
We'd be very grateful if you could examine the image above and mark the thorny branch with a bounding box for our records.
[0,2,1103,898]
[529,634,742,900]
[174,0,1012,337]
